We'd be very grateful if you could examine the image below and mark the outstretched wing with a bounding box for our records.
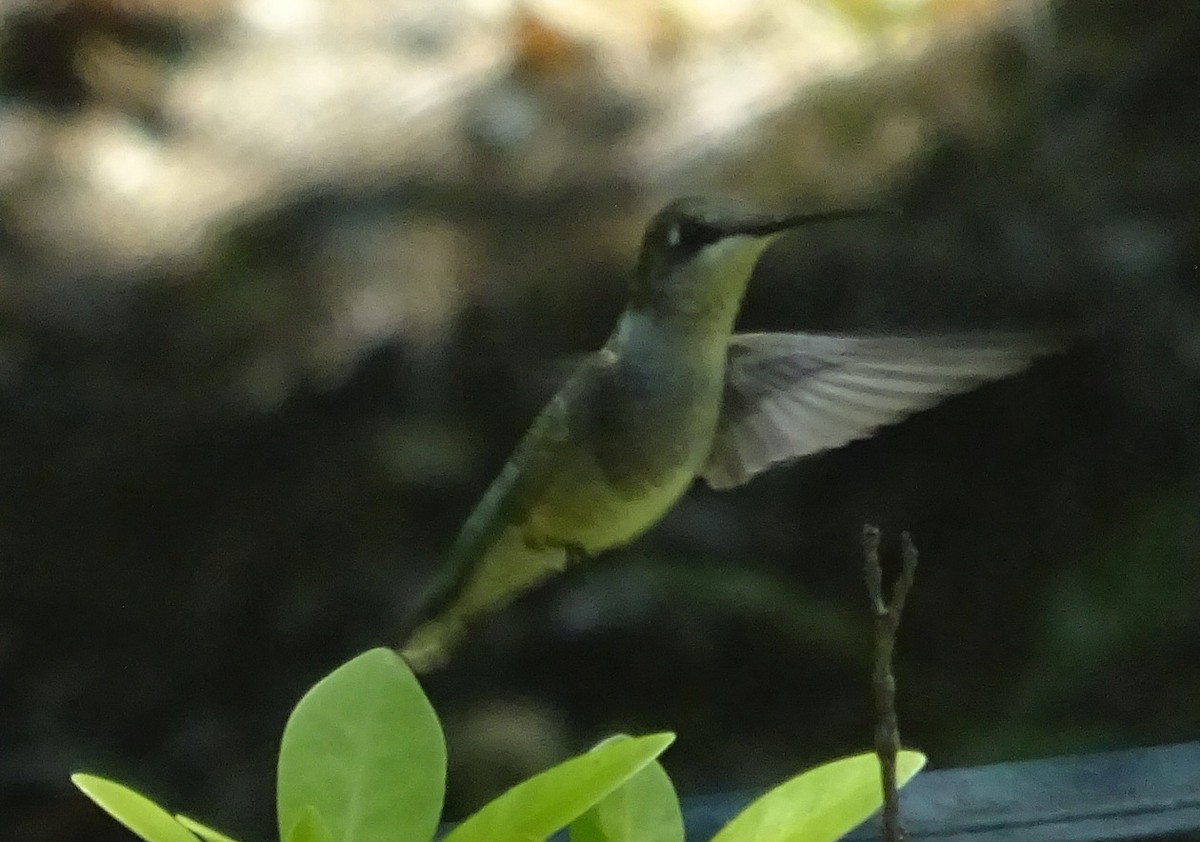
[702,332,1064,489]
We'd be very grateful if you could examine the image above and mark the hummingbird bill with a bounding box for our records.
[399,197,1062,671]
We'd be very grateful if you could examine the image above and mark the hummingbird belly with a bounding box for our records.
[523,454,697,554]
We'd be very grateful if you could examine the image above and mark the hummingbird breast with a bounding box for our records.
[522,310,727,554]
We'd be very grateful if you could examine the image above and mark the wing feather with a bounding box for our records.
[401,351,615,671]
[702,332,1064,489]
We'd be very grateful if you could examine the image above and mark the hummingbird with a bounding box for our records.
[399,196,1061,671]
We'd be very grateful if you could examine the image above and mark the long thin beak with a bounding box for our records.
[731,207,896,237]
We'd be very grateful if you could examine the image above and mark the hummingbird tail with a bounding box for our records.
[398,615,465,674]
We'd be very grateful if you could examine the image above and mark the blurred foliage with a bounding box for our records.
[2,0,1200,841]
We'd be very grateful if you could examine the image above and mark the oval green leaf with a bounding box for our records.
[444,732,676,842]
[71,773,201,842]
[711,750,926,842]
[569,736,684,842]
[175,814,242,842]
[277,648,447,842]
[286,805,337,842]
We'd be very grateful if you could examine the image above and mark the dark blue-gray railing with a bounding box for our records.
[682,741,1200,841]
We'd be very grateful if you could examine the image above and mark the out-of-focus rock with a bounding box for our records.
[0,0,1025,419]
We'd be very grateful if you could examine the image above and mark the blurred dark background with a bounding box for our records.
[2,0,1198,839]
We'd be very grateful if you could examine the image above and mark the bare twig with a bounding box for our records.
[862,525,919,842]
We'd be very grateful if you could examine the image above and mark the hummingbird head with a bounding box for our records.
[630,196,880,327]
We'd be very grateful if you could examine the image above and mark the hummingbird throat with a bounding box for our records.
[639,233,778,332]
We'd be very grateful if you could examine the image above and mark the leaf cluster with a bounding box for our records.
[74,648,924,842]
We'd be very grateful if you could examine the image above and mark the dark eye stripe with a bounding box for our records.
[671,220,720,250]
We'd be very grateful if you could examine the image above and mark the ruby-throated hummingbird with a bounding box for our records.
[400,196,1060,671]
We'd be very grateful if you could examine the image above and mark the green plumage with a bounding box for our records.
[399,198,1062,671]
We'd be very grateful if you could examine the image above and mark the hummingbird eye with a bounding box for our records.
[664,219,720,255]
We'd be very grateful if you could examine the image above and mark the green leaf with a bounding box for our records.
[445,732,676,842]
[175,814,242,842]
[286,805,337,842]
[277,648,447,842]
[711,750,926,842]
[569,736,684,842]
[71,773,201,842]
